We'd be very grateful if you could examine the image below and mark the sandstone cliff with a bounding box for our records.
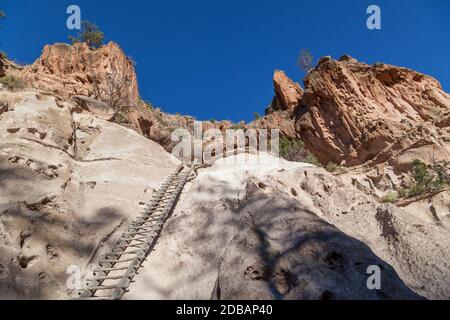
[295,56,450,167]
[268,70,303,114]
[17,42,241,151]
[246,71,300,139]
[260,59,450,171]
[21,42,139,107]
[278,56,450,221]
[7,43,450,171]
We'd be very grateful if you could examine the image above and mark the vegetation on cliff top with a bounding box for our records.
[69,20,104,49]
[297,49,314,73]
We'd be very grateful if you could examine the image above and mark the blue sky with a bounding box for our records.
[1,0,449,122]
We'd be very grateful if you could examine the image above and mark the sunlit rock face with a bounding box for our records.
[21,42,139,107]
[270,70,303,114]
[295,56,450,167]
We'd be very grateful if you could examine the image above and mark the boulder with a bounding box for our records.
[268,70,303,114]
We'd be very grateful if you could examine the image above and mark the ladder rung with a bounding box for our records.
[128,224,161,231]
[100,256,143,264]
[113,243,149,250]
[123,230,159,237]
[78,296,114,301]
[118,236,152,242]
[133,221,164,227]
[133,216,164,224]
[86,284,129,291]
[111,249,146,256]
[88,274,134,282]
[94,266,135,273]
[122,230,158,237]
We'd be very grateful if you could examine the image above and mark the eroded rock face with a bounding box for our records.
[274,166,450,300]
[123,154,449,300]
[21,42,139,107]
[125,107,180,151]
[0,90,178,299]
[71,95,115,121]
[248,111,296,138]
[246,71,302,140]
[295,56,450,166]
[126,104,237,152]
[268,70,303,114]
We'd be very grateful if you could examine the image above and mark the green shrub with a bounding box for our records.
[69,20,104,49]
[142,100,153,111]
[232,122,245,130]
[112,110,129,125]
[0,75,25,91]
[154,110,170,126]
[0,51,7,59]
[398,159,450,198]
[382,191,399,203]
[279,136,320,165]
[325,162,338,172]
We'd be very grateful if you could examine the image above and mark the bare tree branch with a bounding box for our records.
[91,62,132,114]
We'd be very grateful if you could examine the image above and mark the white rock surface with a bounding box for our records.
[124,154,428,300]
[271,166,450,299]
[0,90,179,299]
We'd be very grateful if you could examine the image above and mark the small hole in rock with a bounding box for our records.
[18,255,38,269]
[257,182,267,190]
